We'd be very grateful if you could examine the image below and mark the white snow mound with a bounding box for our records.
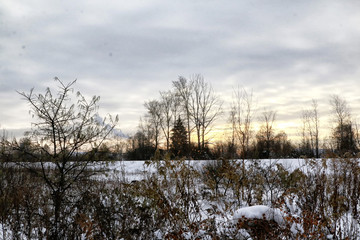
[233,205,285,226]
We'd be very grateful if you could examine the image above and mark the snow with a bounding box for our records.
[99,158,309,182]
[154,229,163,239]
[233,205,285,226]
[5,158,359,238]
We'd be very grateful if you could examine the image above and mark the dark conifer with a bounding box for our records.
[170,117,188,158]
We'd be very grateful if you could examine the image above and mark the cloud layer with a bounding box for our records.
[1,0,360,138]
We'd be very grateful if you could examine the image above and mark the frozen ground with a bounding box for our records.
[97,158,359,239]
[2,158,357,239]
[100,158,308,181]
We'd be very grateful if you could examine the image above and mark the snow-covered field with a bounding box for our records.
[97,158,360,239]
[2,158,359,239]
[101,158,308,181]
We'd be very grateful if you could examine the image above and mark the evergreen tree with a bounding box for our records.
[170,117,188,158]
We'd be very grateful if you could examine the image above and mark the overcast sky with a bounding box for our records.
[1,0,360,140]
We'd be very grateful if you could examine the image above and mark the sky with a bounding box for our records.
[1,0,360,142]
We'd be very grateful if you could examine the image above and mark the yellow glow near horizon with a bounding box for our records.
[202,117,331,147]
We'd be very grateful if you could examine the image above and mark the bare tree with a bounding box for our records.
[170,90,182,126]
[173,76,194,152]
[159,91,175,151]
[257,110,276,159]
[16,78,118,239]
[330,95,351,126]
[144,100,163,150]
[329,95,356,154]
[229,88,254,200]
[230,87,254,159]
[300,109,313,157]
[301,100,321,157]
[137,116,155,148]
[311,100,320,158]
[228,107,237,156]
[188,74,223,151]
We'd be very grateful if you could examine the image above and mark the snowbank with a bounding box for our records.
[233,205,285,226]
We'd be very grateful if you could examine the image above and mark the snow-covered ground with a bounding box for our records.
[100,158,308,181]
[98,158,359,239]
[2,158,358,239]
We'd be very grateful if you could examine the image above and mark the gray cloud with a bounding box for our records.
[1,0,360,138]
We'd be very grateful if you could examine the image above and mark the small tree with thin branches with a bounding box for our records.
[15,78,118,239]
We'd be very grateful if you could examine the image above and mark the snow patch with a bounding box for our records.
[233,205,285,226]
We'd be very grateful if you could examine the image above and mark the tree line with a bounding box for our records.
[126,75,360,160]
[3,76,359,161]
